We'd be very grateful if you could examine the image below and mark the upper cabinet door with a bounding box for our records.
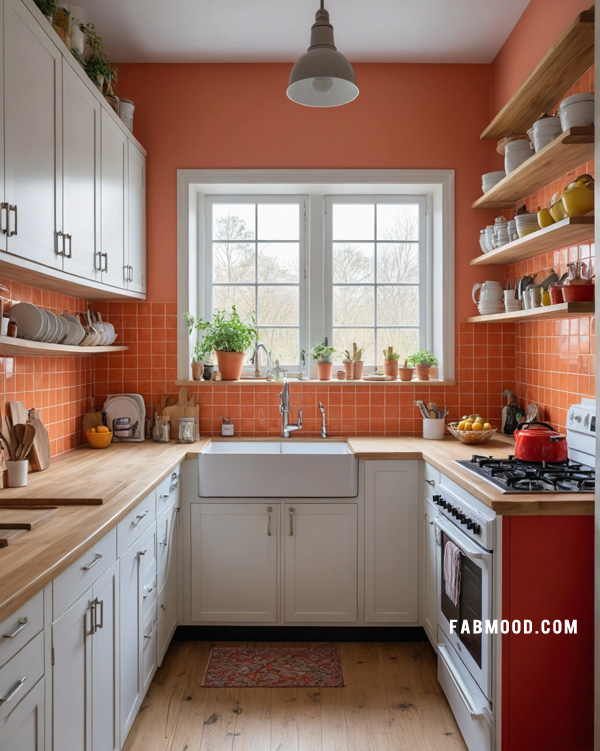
[100,109,127,289]
[62,60,100,282]
[3,0,62,269]
[127,143,146,294]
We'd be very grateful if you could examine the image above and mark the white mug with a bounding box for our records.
[504,289,516,302]
[472,281,504,305]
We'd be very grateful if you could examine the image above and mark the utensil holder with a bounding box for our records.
[422,418,445,440]
[7,460,28,487]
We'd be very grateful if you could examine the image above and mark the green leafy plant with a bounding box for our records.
[402,359,411,368]
[383,349,400,361]
[185,307,257,354]
[343,342,363,362]
[311,341,336,362]
[407,349,438,367]
[34,0,56,17]
[80,23,117,90]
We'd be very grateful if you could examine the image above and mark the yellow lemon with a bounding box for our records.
[464,423,473,431]
[96,425,110,434]
[88,427,97,433]
[483,422,492,431]
[457,420,467,430]
[472,422,483,431]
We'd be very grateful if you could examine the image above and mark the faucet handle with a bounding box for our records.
[318,401,325,414]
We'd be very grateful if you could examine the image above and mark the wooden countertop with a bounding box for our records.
[0,435,593,623]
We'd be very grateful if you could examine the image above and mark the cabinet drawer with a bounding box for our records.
[156,469,180,513]
[117,492,155,557]
[423,463,440,500]
[0,591,43,670]
[138,524,157,583]
[0,631,44,721]
[53,528,116,619]
[142,574,157,623]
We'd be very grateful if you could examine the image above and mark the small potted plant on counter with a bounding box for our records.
[398,359,414,382]
[190,342,204,381]
[311,340,336,381]
[185,306,257,381]
[407,349,438,381]
[383,347,400,380]
[342,342,364,380]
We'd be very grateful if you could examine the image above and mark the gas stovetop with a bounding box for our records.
[457,455,595,494]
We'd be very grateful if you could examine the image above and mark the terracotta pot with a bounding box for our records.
[344,361,354,379]
[398,367,414,382]
[383,359,399,380]
[317,361,333,381]
[191,361,204,381]
[353,361,364,380]
[415,363,432,381]
[215,350,245,380]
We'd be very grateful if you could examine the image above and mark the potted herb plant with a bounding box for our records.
[407,349,438,381]
[342,342,364,380]
[398,359,414,382]
[80,23,117,93]
[383,347,400,380]
[190,343,204,381]
[185,307,257,381]
[33,0,55,22]
[311,340,336,381]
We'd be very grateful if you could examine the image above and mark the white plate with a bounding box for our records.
[8,303,44,341]
[44,311,58,343]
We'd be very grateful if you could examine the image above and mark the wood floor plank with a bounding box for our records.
[269,689,299,751]
[295,687,323,750]
[320,646,348,751]
[232,688,272,751]
[340,643,378,751]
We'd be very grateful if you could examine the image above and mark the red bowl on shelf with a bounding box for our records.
[562,283,595,303]
[548,285,564,304]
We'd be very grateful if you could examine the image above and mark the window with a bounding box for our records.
[179,170,454,380]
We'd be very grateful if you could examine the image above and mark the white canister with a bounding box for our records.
[423,418,446,440]
[7,460,28,487]
[504,139,532,174]
[70,24,85,55]
[119,99,135,132]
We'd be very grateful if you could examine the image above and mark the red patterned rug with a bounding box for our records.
[201,646,344,688]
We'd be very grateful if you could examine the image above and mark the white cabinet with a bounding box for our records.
[157,503,179,664]
[100,109,127,290]
[0,678,44,751]
[423,497,438,648]
[364,461,419,623]
[3,0,61,269]
[61,59,100,282]
[190,503,278,623]
[284,503,357,623]
[52,561,119,751]
[126,142,146,294]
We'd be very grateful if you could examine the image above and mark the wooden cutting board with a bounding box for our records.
[0,528,27,547]
[27,410,51,472]
[83,410,103,434]
[162,387,199,440]
[0,506,58,529]
[7,401,28,427]
[0,480,127,506]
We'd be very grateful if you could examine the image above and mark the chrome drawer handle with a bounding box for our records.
[159,494,169,501]
[132,511,148,526]
[160,603,165,611]
[144,620,158,640]
[138,549,148,557]
[94,598,104,631]
[8,205,17,237]
[0,202,8,235]
[169,481,179,493]
[0,677,26,706]
[267,506,273,537]
[424,479,435,486]
[82,553,103,571]
[3,618,29,639]
[159,538,168,547]
[289,507,295,536]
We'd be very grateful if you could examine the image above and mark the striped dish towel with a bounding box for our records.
[443,540,462,607]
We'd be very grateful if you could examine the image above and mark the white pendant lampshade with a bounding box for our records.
[287,2,358,108]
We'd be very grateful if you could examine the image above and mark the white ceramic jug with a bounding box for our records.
[472,281,503,305]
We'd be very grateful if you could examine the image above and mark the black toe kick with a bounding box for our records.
[173,625,427,643]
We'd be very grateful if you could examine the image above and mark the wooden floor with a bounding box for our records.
[123,640,467,751]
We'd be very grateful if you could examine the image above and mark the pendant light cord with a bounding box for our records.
[320,0,324,8]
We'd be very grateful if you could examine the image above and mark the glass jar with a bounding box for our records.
[178,417,196,443]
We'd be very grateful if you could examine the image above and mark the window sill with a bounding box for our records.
[175,379,457,387]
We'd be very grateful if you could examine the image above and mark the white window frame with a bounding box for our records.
[177,169,454,381]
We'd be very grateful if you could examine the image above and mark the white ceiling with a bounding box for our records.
[72,0,530,64]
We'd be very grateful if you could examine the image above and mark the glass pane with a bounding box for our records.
[212,204,255,240]
[377,286,419,326]
[333,286,374,326]
[333,243,374,283]
[258,286,299,326]
[377,328,419,365]
[377,204,419,241]
[377,243,418,284]
[332,328,375,366]
[213,242,255,283]
[332,204,374,241]
[213,285,255,321]
[257,204,300,241]
[258,328,299,366]
[258,243,299,283]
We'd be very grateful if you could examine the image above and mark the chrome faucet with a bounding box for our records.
[318,401,327,438]
[280,378,302,438]
[251,342,272,379]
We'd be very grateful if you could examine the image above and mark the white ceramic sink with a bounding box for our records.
[198,440,358,497]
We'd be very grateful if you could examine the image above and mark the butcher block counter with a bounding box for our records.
[0,435,593,623]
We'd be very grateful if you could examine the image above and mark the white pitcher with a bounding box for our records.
[472,281,504,305]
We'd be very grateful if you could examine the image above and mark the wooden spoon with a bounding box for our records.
[12,423,26,460]
[19,423,36,461]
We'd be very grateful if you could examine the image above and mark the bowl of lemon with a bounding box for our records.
[86,425,113,449]
[447,414,497,445]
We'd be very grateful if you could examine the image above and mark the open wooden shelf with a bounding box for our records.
[0,335,128,356]
[468,301,594,324]
[472,128,594,209]
[471,216,595,266]
[481,8,595,139]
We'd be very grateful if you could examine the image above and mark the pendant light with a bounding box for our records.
[287,1,358,108]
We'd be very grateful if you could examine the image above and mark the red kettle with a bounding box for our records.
[513,421,568,463]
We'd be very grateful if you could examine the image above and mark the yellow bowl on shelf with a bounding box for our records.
[516,224,539,238]
[537,208,555,228]
[86,430,113,449]
[447,424,498,445]
[549,199,567,223]
[561,184,594,217]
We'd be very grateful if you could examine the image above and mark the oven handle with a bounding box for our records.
[434,516,491,562]
[438,643,487,720]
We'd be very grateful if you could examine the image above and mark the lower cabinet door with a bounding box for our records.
[190,504,278,623]
[423,498,438,649]
[118,540,142,744]
[284,503,358,623]
[0,678,44,751]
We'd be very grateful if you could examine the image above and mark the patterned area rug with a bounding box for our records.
[201,646,344,688]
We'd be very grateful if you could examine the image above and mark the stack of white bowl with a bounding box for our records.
[478,299,504,315]
[482,171,506,193]
[514,213,540,238]
[493,220,510,248]
[507,218,517,241]
[559,92,594,131]
[504,138,533,174]
[529,115,562,152]
[503,290,522,313]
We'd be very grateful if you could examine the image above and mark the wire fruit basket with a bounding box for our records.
[447,423,497,445]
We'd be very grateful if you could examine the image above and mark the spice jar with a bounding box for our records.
[178,417,196,443]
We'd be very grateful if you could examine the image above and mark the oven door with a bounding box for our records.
[434,514,493,700]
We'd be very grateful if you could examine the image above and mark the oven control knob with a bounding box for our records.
[451,508,459,517]
[473,523,482,535]
[432,494,442,505]
[466,521,474,530]
[459,515,467,524]
[440,499,447,509]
